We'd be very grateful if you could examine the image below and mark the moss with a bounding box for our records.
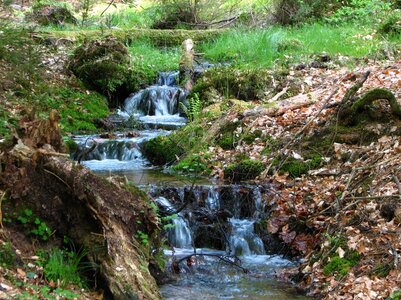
[68,36,131,105]
[276,154,322,178]
[26,2,76,26]
[192,66,273,101]
[55,88,109,133]
[323,251,360,278]
[224,159,264,182]
[241,130,262,145]
[143,136,184,166]
[38,29,223,47]
[277,38,303,52]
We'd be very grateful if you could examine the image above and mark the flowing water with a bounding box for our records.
[72,71,309,299]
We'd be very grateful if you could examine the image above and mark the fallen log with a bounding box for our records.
[1,114,162,299]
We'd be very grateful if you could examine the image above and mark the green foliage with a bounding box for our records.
[0,242,15,268]
[224,159,264,182]
[135,230,149,246]
[323,251,360,278]
[378,10,401,36]
[181,93,202,122]
[201,24,380,70]
[173,153,211,175]
[128,40,180,91]
[271,0,336,25]
[42,249,88,288]
[388,290,401,300]
[143,135,184,165]
[328,0,392,24]
[105,6,162,29]
[17,209,52,241]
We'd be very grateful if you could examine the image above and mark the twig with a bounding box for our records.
[100,0,115,17]
[336,168,356,213]
[43,169,72,190]
[392,174,401,199]
[176,253,248,273]
[266,87,339,175]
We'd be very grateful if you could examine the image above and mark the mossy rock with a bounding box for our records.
[277,38,303,52]
[142,136,184,166]
[323,251,360,278]
[224,159,264,182]
[192,66,273,101]
[26,4,76,26]
[274,154,322,178]
[68,36,131,106]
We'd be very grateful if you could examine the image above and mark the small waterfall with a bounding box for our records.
[157,71,179,86]
[205,187,220,210]
[78,140,142,161]
[228,218,265,256]
[156,197,193,249]
[122,71,187,126]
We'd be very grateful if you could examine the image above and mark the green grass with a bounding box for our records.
[129,40,180,85]
[201,23,389,68]
[42,249,88,288]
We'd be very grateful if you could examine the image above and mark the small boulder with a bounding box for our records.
[26,4,76,26]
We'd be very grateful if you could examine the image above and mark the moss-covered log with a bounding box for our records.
[350,88,401,117]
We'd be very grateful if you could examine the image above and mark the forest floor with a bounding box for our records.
[201,58,401,299]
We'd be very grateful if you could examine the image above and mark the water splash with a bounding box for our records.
[156,197,193,249]
[228,218,265,256]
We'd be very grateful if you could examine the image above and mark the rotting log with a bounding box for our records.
[179,39,195,92]
[350,88,401,117]
[1,114,162,299]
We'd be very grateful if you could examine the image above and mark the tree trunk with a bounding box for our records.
[179,38,195,92]
[2,142,162,299]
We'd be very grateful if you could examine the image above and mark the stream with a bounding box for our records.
[72,72,309,299]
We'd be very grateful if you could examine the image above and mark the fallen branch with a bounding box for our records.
[176,253,248,273]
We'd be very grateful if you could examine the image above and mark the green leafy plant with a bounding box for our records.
[181,93,202,122]
[173,153,210,175]
[0,242,15,268]
[135,230,149,246]
[17,209,52,241]
[43,249,88,288]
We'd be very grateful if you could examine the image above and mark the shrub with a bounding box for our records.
[68,36,131,106]
[224,159,264,182]
[143,136,184,165]
[328,0,392,24]
[271,0,336,25]
[378,10,401,35]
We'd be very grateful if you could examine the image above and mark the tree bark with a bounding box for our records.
[2,142,162,299]
[179,38,195,92]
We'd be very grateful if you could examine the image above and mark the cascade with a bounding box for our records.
[121,71,187,127]
[156,196,192,249]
